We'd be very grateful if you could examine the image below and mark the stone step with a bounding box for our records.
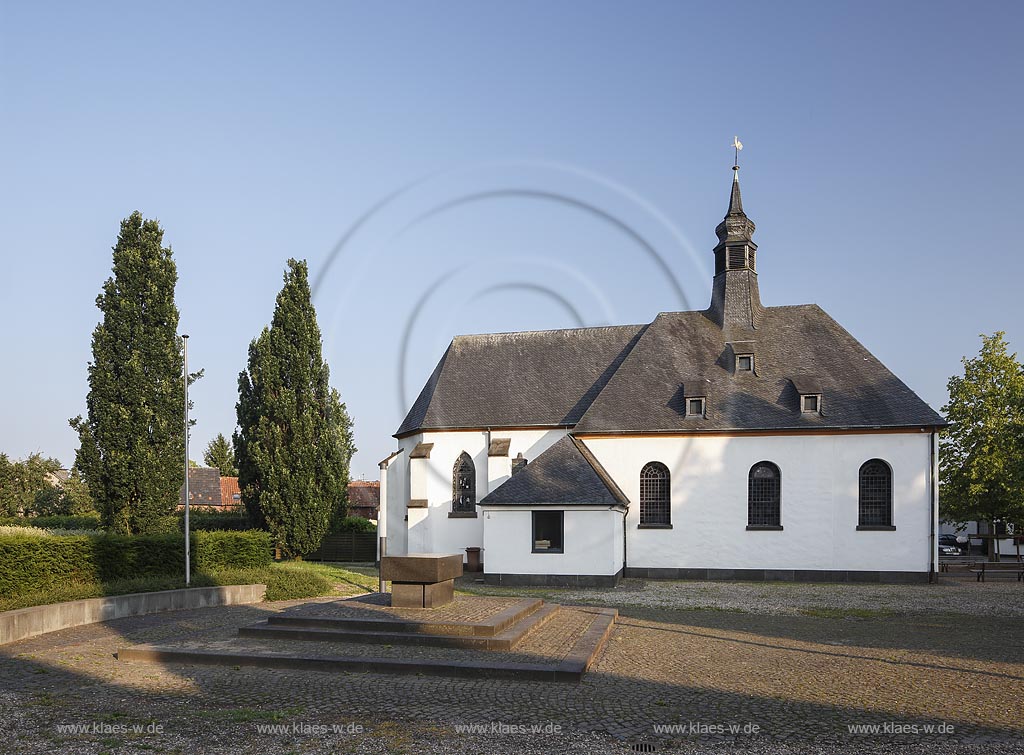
[267,597,543,638]
[118,606,618,682]
[240,603,561,651]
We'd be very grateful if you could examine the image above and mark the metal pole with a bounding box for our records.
[183,334,190,587]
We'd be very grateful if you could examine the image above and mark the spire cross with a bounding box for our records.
[732,136,743,170]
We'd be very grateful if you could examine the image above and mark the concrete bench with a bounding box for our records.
[381,553,464,608]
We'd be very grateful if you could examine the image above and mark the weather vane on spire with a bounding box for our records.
[732,136,743,169]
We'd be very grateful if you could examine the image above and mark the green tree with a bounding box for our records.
[28,467,96,517]
[70,211,199,534]
[234,259,355,557]
[940,332,1024,556]
[203,433,238,477]
[0,453,62,517]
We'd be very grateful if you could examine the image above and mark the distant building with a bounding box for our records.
[348,480,380,521]
[220,476,242,509]
[180,467,241,510]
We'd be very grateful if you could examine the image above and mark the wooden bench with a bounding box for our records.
[968,561,1024,582]
[938,557,974,573]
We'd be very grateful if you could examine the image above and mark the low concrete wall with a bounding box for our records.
[0,584,266,646]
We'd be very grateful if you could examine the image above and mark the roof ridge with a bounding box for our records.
[452,323,645,340]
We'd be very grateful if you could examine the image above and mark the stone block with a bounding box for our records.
[381,553,463,583]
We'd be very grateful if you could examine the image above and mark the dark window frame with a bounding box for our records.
[801,393,822,413]
[639,461,672,528]
[857,459,894,530]
[747,461,782,530]
[532,510,564,553]
[686,396,706,418]
[452,451,476,514]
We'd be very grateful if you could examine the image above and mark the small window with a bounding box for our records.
[532,510,564,553]
[801,394,821,413]
[452,452,476,513]
[748,461,781,528]
[736,355,753,372]
[686,397,706,418]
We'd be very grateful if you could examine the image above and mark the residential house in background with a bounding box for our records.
[180,467,242,510]
[348,480,380,522]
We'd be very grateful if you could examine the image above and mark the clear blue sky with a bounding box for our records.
[1,1,1021,480]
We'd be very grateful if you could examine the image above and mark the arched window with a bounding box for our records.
[639,462,671,526]
[452,452,476,513]
[748,461,781,528]
[859,459,893,528]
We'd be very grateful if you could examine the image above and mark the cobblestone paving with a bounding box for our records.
[1,583,1021,754]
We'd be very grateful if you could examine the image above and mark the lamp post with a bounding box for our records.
[183,334,190,587]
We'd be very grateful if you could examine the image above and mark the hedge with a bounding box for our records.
[182,510,253,532]
[331,516,377,534]
[0,530,272,597]
[0,514,102,530]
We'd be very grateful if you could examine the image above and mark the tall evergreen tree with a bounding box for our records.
[203,433,238,477]
[234,259,355,556]
[70,212,196,534]
[940,332,1024,547]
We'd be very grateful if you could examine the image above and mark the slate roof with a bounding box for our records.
[480,436,628,506]
[574,305,945,433]
[396,325,647,436]
[396,303,943,437]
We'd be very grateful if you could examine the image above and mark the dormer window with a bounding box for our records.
[686,397,706,418]
[736,354,753,372]
[790,376,823,415]
[801,394,821,413]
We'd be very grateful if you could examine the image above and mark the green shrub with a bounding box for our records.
[0,514,102,530]
[193,530,272,571]
[331,516,376,533]
[183,510,253,532]
[0,530,272,597]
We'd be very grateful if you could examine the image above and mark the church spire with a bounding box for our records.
[707,140,763,331]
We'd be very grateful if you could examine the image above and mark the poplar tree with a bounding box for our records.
[70,212,194,534]
[234,259,355,556]
[940,332,1024,548]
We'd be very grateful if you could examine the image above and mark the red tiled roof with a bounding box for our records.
[220,476,242,509]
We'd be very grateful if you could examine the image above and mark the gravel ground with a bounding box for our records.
[460,574,1024,617]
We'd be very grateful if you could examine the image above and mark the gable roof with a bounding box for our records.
[574,304,945,433]
[181,467,222,506]
[395,325,647,436]
[480,435,628,506]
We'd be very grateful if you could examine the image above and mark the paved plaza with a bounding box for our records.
[1,577,1021,754]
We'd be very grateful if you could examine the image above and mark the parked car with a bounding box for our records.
[938,534,967,553]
